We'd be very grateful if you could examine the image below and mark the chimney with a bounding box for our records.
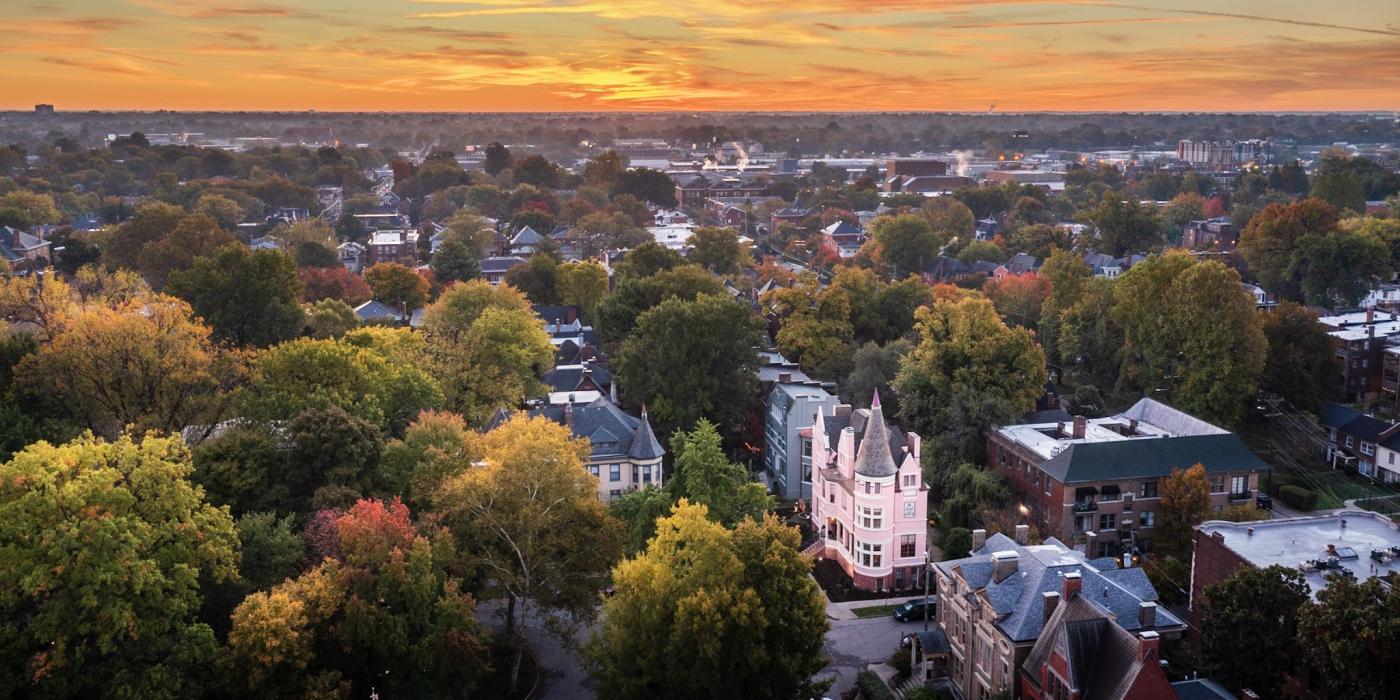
[1056,421,1066,438]
[1063,570,1083,599]
[563,401,574,428]
[1128,418,1139,434]
[1139,601,1157,629]
[1367,306,1375,324]
[834,404,852,419]
[1072,415,1087,439]
[971,528,987,552]
[992,551,1019,583]
[778,372,792,383]
[1137,630,1160,661]
[1042,591,1060,623]
[565,306,577,324]
[1014,524,1030,545]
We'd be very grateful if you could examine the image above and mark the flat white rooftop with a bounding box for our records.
[997,397,1226,461]
[1199,510,1400,597]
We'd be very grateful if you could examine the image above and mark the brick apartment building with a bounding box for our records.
[1319,308,1400,402]
[986,398,1270,557]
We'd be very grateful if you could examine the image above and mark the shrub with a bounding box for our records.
[1268,472,1299,496]
[1279,485,1318,511]
[855,670,896,700]
[887,648,912,681]
[1217,505,1272,523]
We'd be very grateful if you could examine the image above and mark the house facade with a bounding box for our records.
[1020,584,1175,700]
[985,399,1270,557]
[935,531,1184,700]
[1319,403,1400,483]
[1319,308,1400,402]
[495,398,664,501]
[763,380,838,501]
[0,226,51,265]
[810,394,928,592]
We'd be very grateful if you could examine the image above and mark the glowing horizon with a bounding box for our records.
[3,1,1398,113]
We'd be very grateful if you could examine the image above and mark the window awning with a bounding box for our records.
[1075,486,1099,496]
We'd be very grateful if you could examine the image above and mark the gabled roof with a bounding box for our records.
[0,226,48,262]
[1172,679,1239,700]
[511,226,543,245]
[353,299,405,321]
[1040,433,1267,483]
[522,397,664,461]
[1023,594,1164,700]
[1320,402,1391,444]
[542,363,612,393]
[480,256,527,274]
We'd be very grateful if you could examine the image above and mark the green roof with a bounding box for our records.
[1042,434,1269,484]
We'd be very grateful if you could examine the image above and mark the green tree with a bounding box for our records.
[609,485,674,554]
[1113,253,1266,427]
[1236,198,1389,306]
[0,433,239,699]
[957,240,1006,264]
[613,167,678,208]
[136,213,239,288]
[1085,192,1163,256]
[167,245,305,347]
[597,264,726,345]
[839,340,912,417]
[286,405,385,509]
[583,149,628,189]
[234,511,304,591]
[1007,223,1072,259]
[615,240,684,279]
[763,274,854,373]
[419,281,553,422]
[1055,276,1122,391]
[871,214,938,278]
[588,501,829,700]
[483,141,512,175]
[504,252,559,305]
[1163,191,1207,242]
[1200,565,1310,697]
[687,226,747,275]
[1156,463,1211,559]
[555,260,609,319]
[305,297,359,339]
[435,414,623,694]
[1298,573,1400,699]
[431,236,482,285]
[379,410,478,510]
[19,295,240,439]
[241,337,443,434]
[1311,171,1367,214]
[226,498,489,698]
[103,202,187,272]
[1259,302,1340,411]
[895,296,1046,460]
[982,273,1050,330]
[667,419,771,527]
[615,294,764,438]
[364,261,430,310]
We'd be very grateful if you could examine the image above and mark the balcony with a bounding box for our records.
[1228,489,1252,502]
[1073,501,1098,513]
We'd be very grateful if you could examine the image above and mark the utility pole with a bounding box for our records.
[923,545,932,632]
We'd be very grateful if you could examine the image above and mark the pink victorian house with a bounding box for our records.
[811,393,929,592]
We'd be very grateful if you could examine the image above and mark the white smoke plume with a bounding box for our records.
[953,150,974,177]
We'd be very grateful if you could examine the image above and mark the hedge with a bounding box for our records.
[856,670,896,700]
[1279,484,1318,511]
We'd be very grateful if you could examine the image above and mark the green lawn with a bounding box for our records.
[851,604,899,619]
[1293,470,1400,510]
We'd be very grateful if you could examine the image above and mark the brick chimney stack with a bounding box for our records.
[1137,630,1160,662]
[971,528,987,552]
[1139,601,1157,629]
[563,400,574,428]
[1072,416,1087,439]
[1042,591,1060,623]
[1014,524,1029,545]
[1063,571,1082,599]
[992,551,1019,583]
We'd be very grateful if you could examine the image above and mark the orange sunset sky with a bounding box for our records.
[2,1,1398,112]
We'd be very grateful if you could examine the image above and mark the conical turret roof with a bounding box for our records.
[853,391,898,477]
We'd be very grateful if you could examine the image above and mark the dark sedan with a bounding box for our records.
[892,598,935,622]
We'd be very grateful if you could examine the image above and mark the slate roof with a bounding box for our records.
[542,363,612,394]
[511,226,543,245]
[519,397,664,461]
[353,300,406,322]
[1172,679,1239,700]
[534,305,581,325]
[480,256,527,274]
[1023,594,1156,700]
[1320,402,1392,444]
[1004,252,1040,275]
[934,533,1183,644]
[1039,433,1268,484]
[852,394,899,477]
[913,628,950,654]
[0,226,47,262]
[823,408,908,472]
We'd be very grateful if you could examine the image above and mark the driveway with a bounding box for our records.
[819,610,916,697]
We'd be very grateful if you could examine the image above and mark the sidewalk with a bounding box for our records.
[826,592,925,620]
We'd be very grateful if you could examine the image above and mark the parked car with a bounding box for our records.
[892,598,934,622]
[1256,493,1273,511]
